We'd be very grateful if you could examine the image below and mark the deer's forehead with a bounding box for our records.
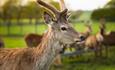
[56,19,68,25]
[54,22,70,27]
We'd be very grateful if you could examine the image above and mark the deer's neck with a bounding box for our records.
[100,28,105,36]
[96,32,104,42]
[33,27,63,70]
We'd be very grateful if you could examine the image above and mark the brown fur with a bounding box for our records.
[0,28,60,70]
[103,31,115,45]
[84,19,105,57]
[80,24,92,39]
[84,33,104,58]
[24,33,43,47]
[24,33,62,66]
[102,31,115,57]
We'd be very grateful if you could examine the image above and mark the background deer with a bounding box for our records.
[84,19,105,58]
[103,31,115,46]
[103,31,115,57]
[24,33,43,47]
[0,0,83,70]
[81,21,92,38]
[100,18,115,57]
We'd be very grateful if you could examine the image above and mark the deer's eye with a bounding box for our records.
[61,27,67,31]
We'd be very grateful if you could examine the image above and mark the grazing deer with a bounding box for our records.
[0,37,4,48]
[0,0,83,70]
[84,19,105,57]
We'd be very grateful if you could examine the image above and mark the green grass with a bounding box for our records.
[3,37,26,48]
[50,46,115,70]
[0,22,115,70]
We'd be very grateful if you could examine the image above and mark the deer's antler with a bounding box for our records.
[59,0,67,10]
[37,0,59,16]
[59,0,68,17]
[37,0,68,18]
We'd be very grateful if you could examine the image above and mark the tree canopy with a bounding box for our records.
[0,0,59,19]
[91,0,115,22]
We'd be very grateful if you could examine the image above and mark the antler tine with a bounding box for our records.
[59,0,66,10]
[37,0,59,15]
[59,0,68,16]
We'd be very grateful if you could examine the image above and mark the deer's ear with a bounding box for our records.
[43,12,53,24]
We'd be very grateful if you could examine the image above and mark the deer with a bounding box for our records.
[103,31,115,57]
[84,19,105,58]
[24,33,43,47]
[0,0,84,70]
[0,37,4,48]
[100,18,115,57]
[103,31,115,46]
[81,21,92,38]
[24,0,68,67]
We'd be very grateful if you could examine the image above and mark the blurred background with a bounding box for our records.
[0,0,115,70]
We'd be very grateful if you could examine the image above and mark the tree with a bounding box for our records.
[105,0,115,8]
[91,0,115,21]
[2,0,19,18]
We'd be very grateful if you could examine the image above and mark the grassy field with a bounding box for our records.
[0,22,115,70]
[50,46,115,70]
[0,22,115,35]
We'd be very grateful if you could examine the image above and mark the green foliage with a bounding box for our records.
[91,0,115,22]
[91,8,115,22]
[1,1,43,19]
[70,11,83,20]
[105,0,115,8]
[19,2,43,18]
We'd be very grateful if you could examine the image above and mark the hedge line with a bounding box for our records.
[91,8,115,22]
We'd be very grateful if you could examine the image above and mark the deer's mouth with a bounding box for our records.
[76,41,85,45]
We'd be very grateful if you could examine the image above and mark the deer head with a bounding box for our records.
[37,0,83,45]
[84,23,92,35]
[99,18,106,35]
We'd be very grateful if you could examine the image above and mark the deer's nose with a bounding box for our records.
[74,35,85,42]
[79,35,85,41]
